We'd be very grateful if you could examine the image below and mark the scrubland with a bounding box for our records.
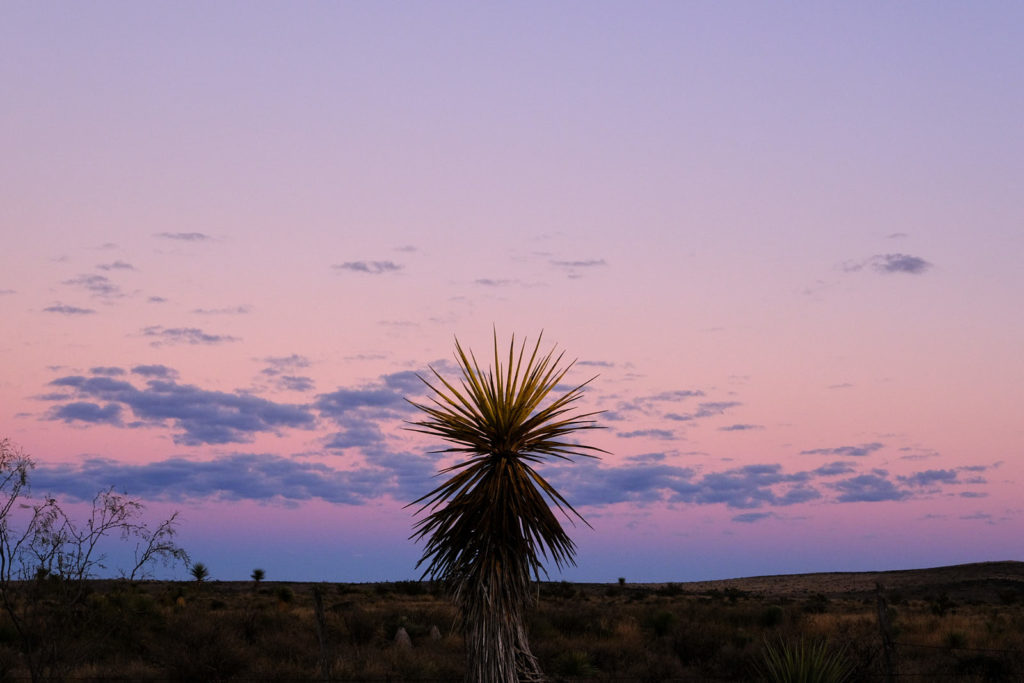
[1,561,1022,681]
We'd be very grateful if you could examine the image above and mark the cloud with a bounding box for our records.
[43,303,96,315]
[801,442,883,457]
[96,260,134,271]
[45,373,316,445]
[50,402,123,425]
[0,289,16,295]
[844,254,932,275]
[90,367,125,376]
[62,274,124,298]
[32,453,382,505]
[616,429,676,440]
[155,232,210,241]
[549,258,608,279]
[544,458,980,511]
[148,296,167,303]
[333,261,403,274]
[277,376,315,392]
[261,354,311,374]
[813,461,857,476]
[474,278,516,287]
[542,460,823,510]
[665,401,741,422]
[577,360,615,368]
[259,355,315,392]
[732,512,772,523]
[192,306,250,315]
[618,390,704,417]
[899,469,959,488]
[719,424,763,431]
[131,364,179,379]
[959,512,993,522]
[872,254,931,274]
[316,370,423,452]
[831,474,908,502]
[141,326,239,346]
[541,460,699,506]
[33,448,443,507]
[550,259,607,268]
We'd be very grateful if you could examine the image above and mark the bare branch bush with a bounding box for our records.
[0,438,190,681]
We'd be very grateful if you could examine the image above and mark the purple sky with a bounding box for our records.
[2,3,1022,582]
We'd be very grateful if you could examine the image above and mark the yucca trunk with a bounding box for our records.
[460,580,544,682]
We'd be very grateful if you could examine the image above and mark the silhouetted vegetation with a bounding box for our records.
[0,576,1014,680]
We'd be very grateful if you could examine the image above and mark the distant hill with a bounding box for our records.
[663,560,1024,601]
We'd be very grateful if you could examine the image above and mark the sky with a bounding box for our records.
[2,2,1022,583]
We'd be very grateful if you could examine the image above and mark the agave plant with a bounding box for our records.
[407,333,605,683]
[760,637,855,683]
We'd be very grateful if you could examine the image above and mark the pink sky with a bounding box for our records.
[2,3,1022,581]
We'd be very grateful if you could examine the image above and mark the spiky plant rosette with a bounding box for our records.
[406,333,605,681]
[407,333,605,581]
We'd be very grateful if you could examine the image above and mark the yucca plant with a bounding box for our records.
[759,637,855,683]
[407,332,605,683]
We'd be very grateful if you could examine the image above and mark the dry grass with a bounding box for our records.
[0,563,1019,680]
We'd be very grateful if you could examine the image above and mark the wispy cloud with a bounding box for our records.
[0,289,15,295]
[141,326,239,346]
[192,305,251,315]
[665,401,741,422]
[474,278,517,287]
[617,429,676,440]
[549,258,608,279]
[719,424,763,431]
[732,512,773,523]
[155,232,210,241]
[96,260,135,271]
[43,303,96,315]
[333,261,403,274]
[62,274,124,298]
[550,259,607,268]
[801,442,883,457]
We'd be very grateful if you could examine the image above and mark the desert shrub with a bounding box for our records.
[343,605,380,645]
[930,592,956,616]
[552,649,599,677]
[392,579,427,596]
[954,653,1017,682]
[804,592,830,614]
[155,611,249,680]
[275,586,294,604]
[644,609,676,638]
[760,605,786,627]
[545,580,577,600]
[945,630,968,649]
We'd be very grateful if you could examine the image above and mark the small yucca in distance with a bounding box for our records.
[406,332,606,683]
